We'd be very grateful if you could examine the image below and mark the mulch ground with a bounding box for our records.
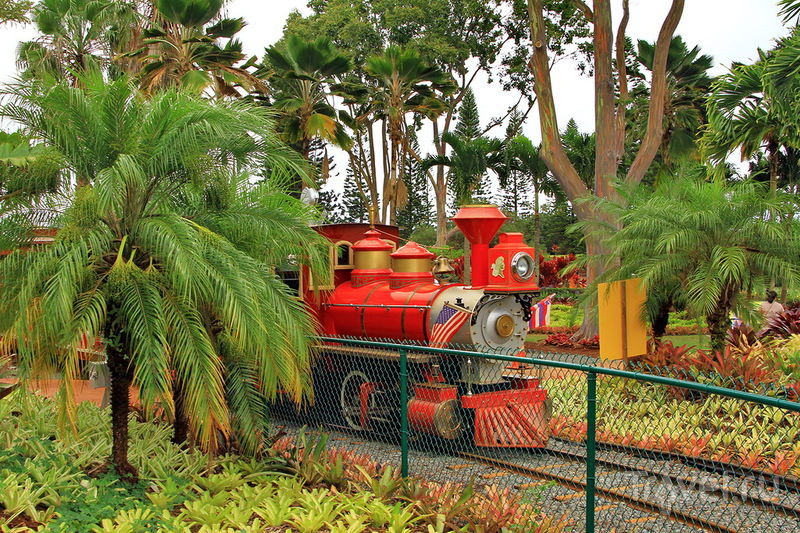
[0,378,138,406]
[524,340,601,359]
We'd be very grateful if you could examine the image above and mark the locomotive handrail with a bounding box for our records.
[317,336,800,413]
[322,303,432,309]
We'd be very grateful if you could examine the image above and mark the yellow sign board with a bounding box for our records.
[598,279,647,361]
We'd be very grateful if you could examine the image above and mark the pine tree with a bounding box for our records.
[397,135,434,238]
[318,190,344,223]
[454,88,480,140]
[505,110,525,139]
[341,167,370,223]
[449,88,493,206]
[498,111,532,216]
[498,171,531,217]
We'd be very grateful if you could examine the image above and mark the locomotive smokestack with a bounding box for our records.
[452,205,508,288]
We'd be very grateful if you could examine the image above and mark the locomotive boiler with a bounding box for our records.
[302,205,550,448]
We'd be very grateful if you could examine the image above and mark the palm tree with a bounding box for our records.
[0,131,64,252]
[603,171,800,351]
[704,47,796,193]
[0,0,32,24]
[263,34,352,159]
[0,74,329,479]
[502,135,561,283]
[17,0,140,84]
[423,131,504,284]
[137,1,267,96]
[423,132,505,206]
[633,36,713,171]
[366,46,454,224]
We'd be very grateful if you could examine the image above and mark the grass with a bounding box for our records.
[531,304,711,351]
[526,332,710,351]
[665,334,711,350]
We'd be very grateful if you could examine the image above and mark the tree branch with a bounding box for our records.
[625,0,685,186]
[527,0,592,220]
[614,0,630,162]
[571,0,594,23]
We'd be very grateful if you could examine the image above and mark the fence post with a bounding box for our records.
[399,348,409,478]
[586,370,597,533]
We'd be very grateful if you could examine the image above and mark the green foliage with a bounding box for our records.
[592,171,800,351]
[548,304,583,328]
[154,0,222,28]
[0,75,329,470]
[0,0,31,24]
[0,393,570,531]
[263,34,352,156]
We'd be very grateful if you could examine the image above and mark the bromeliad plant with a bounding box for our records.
[544,374,800,479]
[4,391,557,532]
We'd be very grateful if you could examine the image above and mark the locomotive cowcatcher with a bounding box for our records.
[298,205,550,448]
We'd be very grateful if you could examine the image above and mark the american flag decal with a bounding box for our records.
[430,302,472,348]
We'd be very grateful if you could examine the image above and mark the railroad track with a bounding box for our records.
[272,417,800,533]
[457,442,800,533]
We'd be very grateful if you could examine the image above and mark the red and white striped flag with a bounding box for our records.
[430,302,472,348]
[530,293,557,328]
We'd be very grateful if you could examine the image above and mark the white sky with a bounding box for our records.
[0,0,789,189]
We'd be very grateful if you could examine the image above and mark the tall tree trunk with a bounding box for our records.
[463,239,472,286]
[528,0,684,340]
[106,339,139,482]
[652,300,672,340]
[706,306,731,353]
[433,121,449,246]
[767,137,779,193]
[571,233,604,341]
[533,184,541,284]
[172,382,189,446]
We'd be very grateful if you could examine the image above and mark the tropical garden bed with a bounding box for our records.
[0,390,567,533]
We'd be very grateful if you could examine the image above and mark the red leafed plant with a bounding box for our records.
[768,451,797,476]
[682,435,711,457]
[678,346,779,391]
[640,340,692,369]
[544,333,574,347]
[726,323,759,352]
[577,335,599,349]
[538,254,586,288]
[762,308,800,339]
[785,381,800,400]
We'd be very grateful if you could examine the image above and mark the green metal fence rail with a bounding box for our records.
[270,336,800,532]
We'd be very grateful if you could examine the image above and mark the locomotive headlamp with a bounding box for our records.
[510,252,535,282]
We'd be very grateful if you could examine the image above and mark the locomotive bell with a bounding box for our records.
[432,256,455,282]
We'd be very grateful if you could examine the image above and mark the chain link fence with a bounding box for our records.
[268,336,800,532]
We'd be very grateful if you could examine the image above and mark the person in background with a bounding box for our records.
[760,289,785,324]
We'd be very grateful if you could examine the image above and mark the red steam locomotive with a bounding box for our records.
[300,205,550,448]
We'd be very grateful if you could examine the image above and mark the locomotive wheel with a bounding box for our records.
[340,370,370,430]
